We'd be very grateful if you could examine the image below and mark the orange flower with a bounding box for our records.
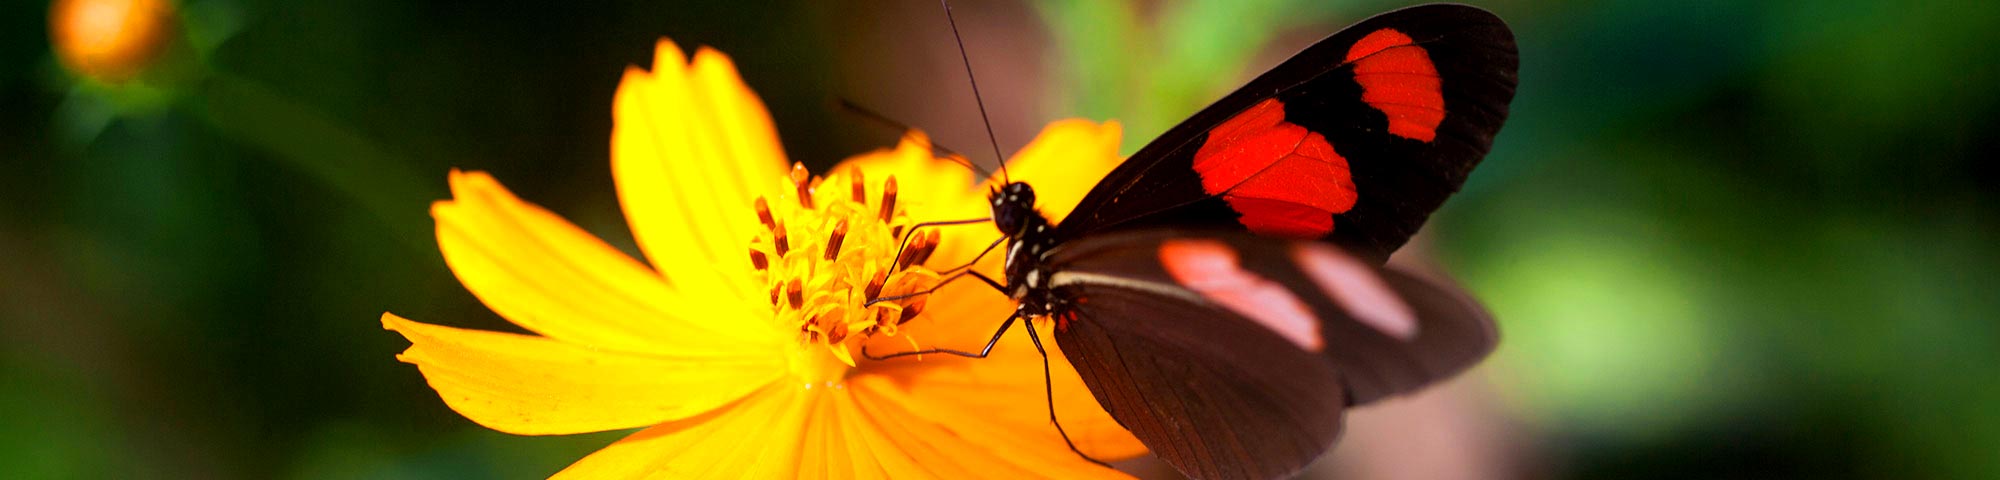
[384,39,1149,478]
[48,0,176,82]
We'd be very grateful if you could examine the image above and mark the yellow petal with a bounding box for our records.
[832,133,988,223]
[907,355,1149,461]
[834,392,948,479]
[793,394,850,479]
[384,313,782,435]
[991,119,1126,223]
[824,392,912,478]
[554,383,1106,479]
[433,170,776,354]
[852,379,1133,479]
[613,39,788,308]
[551,385,811,479]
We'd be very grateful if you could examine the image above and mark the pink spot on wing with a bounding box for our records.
[1292,244,1418,341]
[1159,239,1324,352]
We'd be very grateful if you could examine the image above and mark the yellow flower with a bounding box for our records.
[384,39,1149,478]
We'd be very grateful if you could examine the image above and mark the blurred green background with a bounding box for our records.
[4,0,1997,478]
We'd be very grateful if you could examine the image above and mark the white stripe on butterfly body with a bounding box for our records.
[1049,270,1205,304]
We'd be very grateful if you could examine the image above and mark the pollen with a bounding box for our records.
[747,166,941,367]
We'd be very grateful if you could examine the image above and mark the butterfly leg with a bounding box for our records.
[932,234,1006,276]
[890,217,990,263]
[867,217,993,304]
[865,236,1006,306]
[862,311,1018,360]
[1023,319,1114,468]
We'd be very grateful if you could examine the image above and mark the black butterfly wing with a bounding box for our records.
[1044,229,1496,479]
[1055,4,1518,264]
[1318,256,1497,404]
[1053,272,1347,480]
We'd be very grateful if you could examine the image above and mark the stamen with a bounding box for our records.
[825,219,848,261]
[754,196,775,230]
[865,274,885,300]
[737,161,940,362]
[773,219,789,257]
[791,163,814,210]
[910,230,940,267]
[786,278,804,309]
[879,176,898,223]
[850,170,867,203]
[895,237,921,271]
[899,299,925,325]
[896,230,937,271]
[827,321,851,344]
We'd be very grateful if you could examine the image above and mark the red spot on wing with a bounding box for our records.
[1192,98,1358,239]
[1346,29,1444,142]
[1158,239,1323,352]
[1053,310,1080,332]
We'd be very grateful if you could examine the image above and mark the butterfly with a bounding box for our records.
[872,4,1517,479]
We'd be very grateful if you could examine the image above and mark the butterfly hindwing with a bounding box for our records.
[1287,244,1499,403]
[1043,229,1497,478]
[1055,4,1519,263]
[1052,270,1347,480]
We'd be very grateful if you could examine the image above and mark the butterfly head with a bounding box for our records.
[988,182,1037,237]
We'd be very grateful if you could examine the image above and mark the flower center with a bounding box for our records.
[747,163,942,371]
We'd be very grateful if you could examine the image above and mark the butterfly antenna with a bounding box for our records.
[833,97,992,179]
[939,0,1010,184]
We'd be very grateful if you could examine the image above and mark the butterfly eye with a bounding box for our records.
[991,202,1023,235]
[986,183,1038,235]
[1009,183,1035,206]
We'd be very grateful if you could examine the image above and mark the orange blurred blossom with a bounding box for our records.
[49,0,175,82]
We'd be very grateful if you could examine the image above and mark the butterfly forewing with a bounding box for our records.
[1044,229,1497,479]
[1055,4,1519,264]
